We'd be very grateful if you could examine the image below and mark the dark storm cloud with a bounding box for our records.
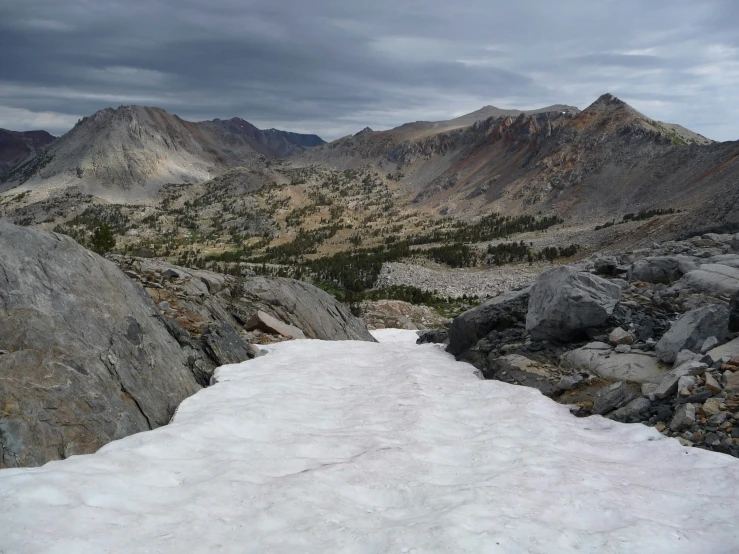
[1,0,737,140]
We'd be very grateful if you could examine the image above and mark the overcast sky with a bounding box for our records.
[1,0,738,141]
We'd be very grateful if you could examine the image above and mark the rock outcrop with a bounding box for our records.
[447,289,529,356]
[655,305,729,363]
[113,257,375,345]
[0,222,201,468]
[525,267,621,341]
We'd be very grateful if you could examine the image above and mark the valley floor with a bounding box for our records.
[1,331,739,553]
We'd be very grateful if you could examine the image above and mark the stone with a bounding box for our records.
[700,336,719,354]
[730,290,739,333]
[641,382,658,397]
[702,398,723,416]
[670,403,696,431]
[677,375,697,395]
[593,381,636,415]
[609,396,652,422]
[416,329,449,345]
[708,337,739,361]
[653,361,709,399]
[447,289,529,356]
[708,412,730,426]
[0,222,201,468]
[627,256,697,284]
[245,310,306,339]
[162,268,180,279]
[676,264,739,296]
[525,267,621,341]
[483,354,560,397]
[201,323,252,366]
[725,371,739,394]
[609,327,634,346]
[246,344,266,358]
[614,344,632,354]
[593,255,619,276]
[557,374,584,390]
[562,347,664,384]
[704,372,723,393]
[655,305,729,363]
[674,349,701,368]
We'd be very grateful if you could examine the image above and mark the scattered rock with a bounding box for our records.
[416,329,449,345]
[447,289,528,356]
[609,396,652,422]
[526,267,621,341]
[655,305,729,363]
[593,381,636,415]
[704,372,722,393]
[609,327,634,345]
[670,403,696,431]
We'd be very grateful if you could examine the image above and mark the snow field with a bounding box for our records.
[1,329,738,553]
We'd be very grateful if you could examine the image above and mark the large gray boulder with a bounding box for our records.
[0,222,201,468]
[627,256,697,283]
[655,305,730,363]
[525,267,622,341]
[675,264,739,296]
[447,289,529,356]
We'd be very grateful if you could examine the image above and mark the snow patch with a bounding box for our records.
[2,336,739,553]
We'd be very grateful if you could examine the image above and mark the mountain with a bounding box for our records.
[0,106,325,201]
[295,93,735,231]
[201,118,325,158]
[0,129,55,176]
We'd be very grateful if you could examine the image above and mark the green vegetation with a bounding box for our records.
[89,223,116,255]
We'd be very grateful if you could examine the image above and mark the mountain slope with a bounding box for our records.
[201,118,325,158]
[0,129,55,175]
[295,93,736,232]
[0,106,325,201]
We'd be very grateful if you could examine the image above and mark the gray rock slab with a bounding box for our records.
[677,264,739,296]
[561,348,665,383]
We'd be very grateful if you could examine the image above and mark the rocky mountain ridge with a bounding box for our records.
[0,128,55,176]
[0,106,325,202]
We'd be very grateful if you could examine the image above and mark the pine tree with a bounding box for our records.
[89,223,116,255]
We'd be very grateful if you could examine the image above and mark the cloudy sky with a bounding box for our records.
[1,0,738,141]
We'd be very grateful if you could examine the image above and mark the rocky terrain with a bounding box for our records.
[427,231,739,458]
[0,128,55,176]
[0,222,373,469]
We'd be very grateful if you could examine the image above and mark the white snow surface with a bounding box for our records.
[2,329,739,553]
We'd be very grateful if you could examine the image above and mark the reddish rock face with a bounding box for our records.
[0,128,55,175]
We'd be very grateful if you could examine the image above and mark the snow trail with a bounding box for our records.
[1,329,739,553]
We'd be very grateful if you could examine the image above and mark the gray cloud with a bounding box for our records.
[1,0,737,140]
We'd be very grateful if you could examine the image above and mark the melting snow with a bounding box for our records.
[1,329,739,553]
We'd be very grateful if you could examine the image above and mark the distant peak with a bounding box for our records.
[593,93,628,107]
[355,127,374,136]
